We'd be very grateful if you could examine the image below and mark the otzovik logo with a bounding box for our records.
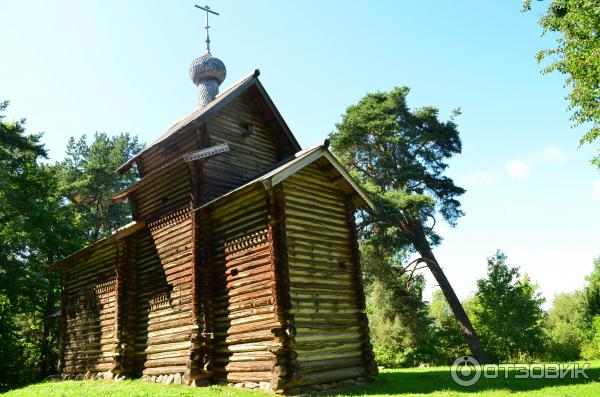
[451,356,590,386]
[451,356,481,386]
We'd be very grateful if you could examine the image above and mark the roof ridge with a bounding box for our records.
[116,70,260,175]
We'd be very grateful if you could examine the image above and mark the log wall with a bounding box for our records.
[202,91,295,203]
[62,242,120,375]
[133,210,195,380]
[134,88,296,199]
[131,163,192,221]
[281,162,375,387]
[206,186,280,388]
[136,127,199,177]
[59,141,375,391]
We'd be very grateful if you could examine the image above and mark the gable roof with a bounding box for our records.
[199,141,375,211]
[111,143,230,203]
[117,69,301,175]
[48,142,374,272]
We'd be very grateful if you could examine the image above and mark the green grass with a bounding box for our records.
[4,362,600,396]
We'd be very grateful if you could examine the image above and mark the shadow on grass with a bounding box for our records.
[329,365,600,395]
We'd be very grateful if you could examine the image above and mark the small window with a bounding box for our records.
[241,123,254,137]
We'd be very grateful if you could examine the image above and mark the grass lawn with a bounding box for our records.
[3,362,600,396]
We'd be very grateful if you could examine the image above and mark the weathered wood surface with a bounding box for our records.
[133,88,294,197]
[281,162,373,386]
[207,185,279,385]
[134,212,195,377]
[57,97,374,392]
[132,164,192,221]
[62,243,119,374]
[136,126,199,178]
[200,91,295,203]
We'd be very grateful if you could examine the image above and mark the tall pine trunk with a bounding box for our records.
[409,221,492,364]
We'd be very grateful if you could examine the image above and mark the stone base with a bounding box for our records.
[60,371,115,381]
[140,372,186,385]
[229,381,272,392]
[296,375,375,395]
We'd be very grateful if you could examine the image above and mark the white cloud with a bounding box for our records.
[542,145,567,164]
[502,145,566,181]
[461,171,493,187]
[505,159,529,180]
[593,180,600,200]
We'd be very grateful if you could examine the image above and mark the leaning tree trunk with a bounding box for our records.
[409,222,492,364]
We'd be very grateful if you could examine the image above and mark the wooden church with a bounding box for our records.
[48,8,377,394]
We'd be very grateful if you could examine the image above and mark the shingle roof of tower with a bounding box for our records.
[189,52,226,85]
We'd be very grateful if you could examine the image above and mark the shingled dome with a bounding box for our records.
[189,52,226,107]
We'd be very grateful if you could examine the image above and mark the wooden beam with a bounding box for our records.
[267,187,301,392]
[59,270,68,376]
[123,233,139,375]
[112,241,126,375]
[345,196,378,377]
[186,148,210,383]
[190,209,215,384]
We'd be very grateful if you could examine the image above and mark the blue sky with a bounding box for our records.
[1,0,598,306]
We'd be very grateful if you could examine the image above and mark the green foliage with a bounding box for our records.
[0,293,19,387]
[576,257,600,359]
[525,0,600,166]
[0,103,141,388]
[583,257,600,325]
[334,86,471,366]
[331,87,489,361]
[0,101,77,387]
[581,315,600,360]
[362,243,432,367]
[544,291,585,360]
[471,251,546,362]
[329,86,465,251]
[56,133,143,241]
[427,290,469,364]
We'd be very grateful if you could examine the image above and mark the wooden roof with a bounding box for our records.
[198,141,376,211]
[46,143,374,271]
[111,143,230,203]
[46,221,146,271]
[117,70,301,175]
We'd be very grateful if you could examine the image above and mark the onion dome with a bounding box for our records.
[189,52,226,86]
[190,52,227,108]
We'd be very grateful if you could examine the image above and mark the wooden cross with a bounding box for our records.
[195,4,219,53]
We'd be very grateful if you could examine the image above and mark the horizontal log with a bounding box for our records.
[213,351,276,363]
[142,365,188,376]
[137,341,191,354]
[62,362,113,373]
[299,357,365,374]
[296,365,367,387]
[146,324,193,339]
[144,348,191,360]
[134,331,190,345]
[294,331,361,343]
[220,330,274,346]
[214,370,273,383]
[224,361,274,372]
[297,349,363,363]
[214,341,279,354]
[143,357,188,368]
